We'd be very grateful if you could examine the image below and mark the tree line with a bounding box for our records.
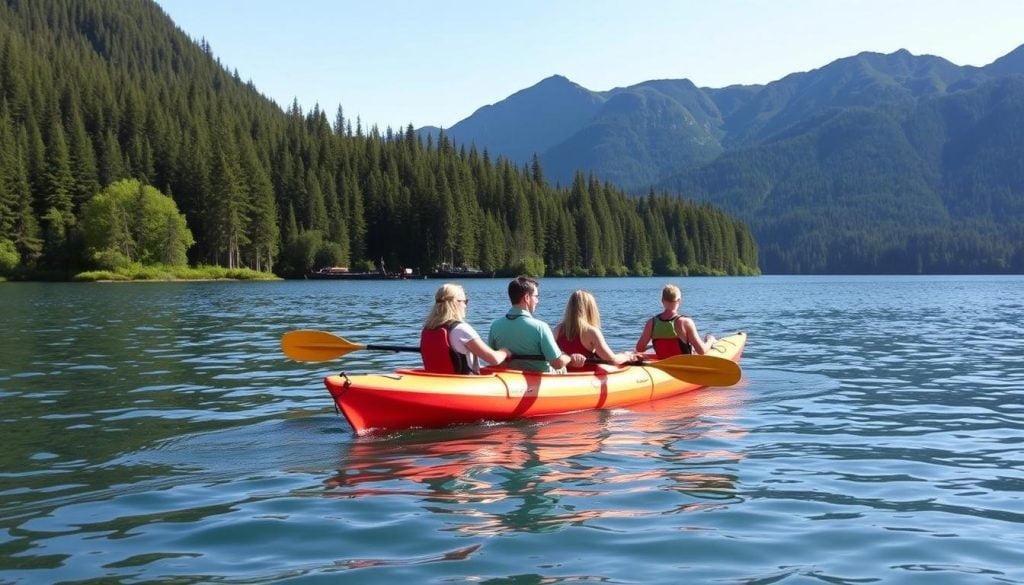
[0,0,759,279]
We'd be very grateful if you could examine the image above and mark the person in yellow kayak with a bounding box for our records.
[421,283,510,374]
[555,290,642,371]
[488,275,586,373]
[635,284,717,358]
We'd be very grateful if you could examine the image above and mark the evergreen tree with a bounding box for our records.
[0,0,761,279]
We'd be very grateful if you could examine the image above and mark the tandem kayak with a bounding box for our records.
[324,332,747,435]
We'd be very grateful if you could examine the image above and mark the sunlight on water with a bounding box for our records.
[1,276,1022,583]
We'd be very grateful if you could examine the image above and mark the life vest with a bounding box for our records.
[556,332,595,371]
[420,321,472,374]
[651,314,692,358]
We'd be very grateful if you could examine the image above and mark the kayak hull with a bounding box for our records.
[325,332,746,435]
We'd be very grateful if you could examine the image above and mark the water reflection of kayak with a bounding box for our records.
[325,389,748,521]
[324,332,746,435]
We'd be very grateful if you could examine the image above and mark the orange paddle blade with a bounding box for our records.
[281,330,365,362]
[645,354,742,386]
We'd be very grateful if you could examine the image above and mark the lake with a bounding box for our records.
[1,275,1022,584]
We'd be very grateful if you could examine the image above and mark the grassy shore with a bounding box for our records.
[72,264,281,282]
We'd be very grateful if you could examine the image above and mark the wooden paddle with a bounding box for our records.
[281,330,741,386]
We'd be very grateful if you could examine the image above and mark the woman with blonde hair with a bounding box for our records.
[421,283,509,374]
[635,284,716,358]
[554,290,641,371]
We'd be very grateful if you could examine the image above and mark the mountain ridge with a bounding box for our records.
[420,44,1024,273]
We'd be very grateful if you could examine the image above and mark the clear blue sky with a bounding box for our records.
[156,0,1024,131]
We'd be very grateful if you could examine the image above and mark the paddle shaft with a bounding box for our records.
[366,344,631,365]
[362,344,573,363]
[368,344,643,366]
[364,343,420,353]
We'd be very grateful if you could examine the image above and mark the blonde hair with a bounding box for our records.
[424,283,466,329]
[559,290,601,341]
[662,284,681,302]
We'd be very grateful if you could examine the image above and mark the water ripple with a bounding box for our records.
[2,277,1024,584]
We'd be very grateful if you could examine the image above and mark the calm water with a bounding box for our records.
[1,276,1022,584]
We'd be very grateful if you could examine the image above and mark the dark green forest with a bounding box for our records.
[0,0,759,280]
[668,99,1024,274]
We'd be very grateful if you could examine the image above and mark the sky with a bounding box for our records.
[156,0,1024,131]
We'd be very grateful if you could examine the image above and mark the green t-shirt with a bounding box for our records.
[488,307,562,372]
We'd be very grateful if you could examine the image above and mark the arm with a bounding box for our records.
[589,328,639,366]
[551,352,575,370]
[635,318,653,352]
[466,337,509,366]
[679,317,716,355]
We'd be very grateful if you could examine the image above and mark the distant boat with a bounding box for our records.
[429,263,495,279]
[307,266,423,280]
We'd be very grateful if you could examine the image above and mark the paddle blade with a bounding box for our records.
[281,330,364,362]
[647,354,742,387]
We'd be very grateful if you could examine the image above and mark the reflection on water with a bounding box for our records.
[326,386,749,536]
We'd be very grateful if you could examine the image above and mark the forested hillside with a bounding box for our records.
[433,48,1024,274]
[0,0,759,280]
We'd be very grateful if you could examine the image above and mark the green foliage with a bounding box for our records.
[0,238,18,274]
[0,0,759,280]
[508,255,546,278]
[91,250,131,272]
[73,263,280,282]
[80,179,194,268]
[314,242,346,270]
[276,230,324,279]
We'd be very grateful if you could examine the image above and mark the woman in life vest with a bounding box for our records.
[635,284,717,358]
[421,283,510,374]
[554,290,642,372]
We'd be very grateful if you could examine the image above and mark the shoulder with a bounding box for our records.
[581,326,603,345]
[452,321,479,338]
[531,317,557,337]
[521,313,547,328]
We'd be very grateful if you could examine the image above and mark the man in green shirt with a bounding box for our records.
[488,275,583,372]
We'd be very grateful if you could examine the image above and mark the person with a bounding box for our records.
[555,290,642,371]
[488,275,586,373]
[421,283,510,374]
[635,284,717,358]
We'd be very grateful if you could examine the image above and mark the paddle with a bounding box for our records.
[281,330,741,386]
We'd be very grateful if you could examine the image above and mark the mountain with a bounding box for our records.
[421,46,1024,273]
[432,75,605,164]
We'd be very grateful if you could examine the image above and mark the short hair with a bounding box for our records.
[508,275,539,304]
[662,284,681,302]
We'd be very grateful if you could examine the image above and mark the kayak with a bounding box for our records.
[324,332,746,435]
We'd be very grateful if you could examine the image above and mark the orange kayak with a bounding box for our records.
[325,332,747,435]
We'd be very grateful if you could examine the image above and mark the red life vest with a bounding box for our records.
[556,332,595,372]
[651,315,693,359]
[420,321,471,374]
